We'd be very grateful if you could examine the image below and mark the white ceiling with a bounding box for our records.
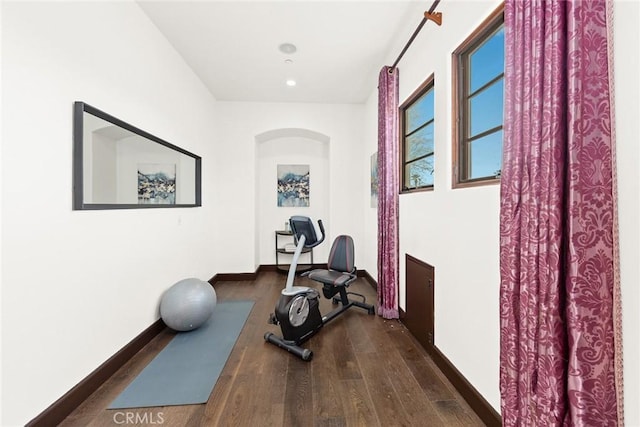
[137,1,426,104]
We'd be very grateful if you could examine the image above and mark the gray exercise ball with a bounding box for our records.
[160,278,217,332]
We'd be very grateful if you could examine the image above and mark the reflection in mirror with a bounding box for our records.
[73,102,201,209]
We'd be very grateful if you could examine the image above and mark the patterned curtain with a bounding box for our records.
[500,0,623,425]
[377,66,399,319]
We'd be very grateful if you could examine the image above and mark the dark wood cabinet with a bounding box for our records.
[404,254,435,352]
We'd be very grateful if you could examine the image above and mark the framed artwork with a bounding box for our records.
[277,164,309,207]
[371,152,378,208]
[138,163,176,204]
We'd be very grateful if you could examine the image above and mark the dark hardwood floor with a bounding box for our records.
[60,271,485,426]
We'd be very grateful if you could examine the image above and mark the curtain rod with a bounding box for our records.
[389,0,443,72]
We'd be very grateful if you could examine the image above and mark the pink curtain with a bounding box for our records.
[500,0,623,425]
[377,66,399,319]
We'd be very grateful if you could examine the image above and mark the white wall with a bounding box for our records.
[213,102,365,272]
[90,133,118,203]
[361,0,640,419]
[0,2,4,424]
[1,2,219,425]
[362,91,379,279]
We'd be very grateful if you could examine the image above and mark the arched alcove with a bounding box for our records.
[254,128,330,268]
[255,128,330,145]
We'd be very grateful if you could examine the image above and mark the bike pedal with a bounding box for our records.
[268,313,279,325]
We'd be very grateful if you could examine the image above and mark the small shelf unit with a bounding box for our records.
[275,230,314,274]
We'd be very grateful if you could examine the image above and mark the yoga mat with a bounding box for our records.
[109,300,254,409]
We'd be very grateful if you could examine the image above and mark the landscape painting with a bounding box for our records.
[138,163,176,204]
[277,164,310,207]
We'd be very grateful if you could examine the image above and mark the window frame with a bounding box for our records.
[399,74,436,194]
[452,4,505,188]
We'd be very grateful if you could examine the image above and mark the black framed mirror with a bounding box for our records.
[73,102,201,210]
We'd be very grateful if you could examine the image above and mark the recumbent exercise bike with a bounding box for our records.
[264,216,375,361]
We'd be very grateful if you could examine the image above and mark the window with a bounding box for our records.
[453,5,504,187]
[400,75,435,192]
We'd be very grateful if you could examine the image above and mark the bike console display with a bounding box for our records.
[289,216,324,248]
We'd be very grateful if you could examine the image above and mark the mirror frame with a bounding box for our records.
[73,102,202,210]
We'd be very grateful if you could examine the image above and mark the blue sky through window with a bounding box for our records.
[470,27,504,92]
[406,90,434,134]
[405,156,434,187]
[406,123,434,160]
[466,25,504,179]
[403,83,435,189]
[470,79,504,135]
[470,131,503,179]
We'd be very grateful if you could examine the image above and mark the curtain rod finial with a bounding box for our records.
[424,11,442,26]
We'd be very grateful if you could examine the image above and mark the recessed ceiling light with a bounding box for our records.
[279,43,297,54]
[286,79,297,87]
